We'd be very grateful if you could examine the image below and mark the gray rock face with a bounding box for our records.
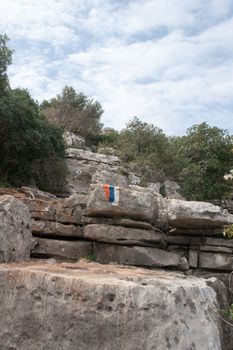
[32,220,83,238]
[94,243,188,269]
[91,164,128,187]
[31,238,92,260]
[66,148,121,165]
[84,224,163,246]
[86,184,158,223]
[65,149,122,195]
[199,252,233,270]
[164,180,185,199]
[63,131,86,149]
[0,195,32,262]
[168,199,233,228]
[0,262,223,350]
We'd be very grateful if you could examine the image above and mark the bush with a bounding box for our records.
[0,88,67,192]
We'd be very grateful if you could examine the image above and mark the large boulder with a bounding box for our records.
[0,195,32,262]
[86,184,158,223]
[167,199,233,229]
[0,262,224,350]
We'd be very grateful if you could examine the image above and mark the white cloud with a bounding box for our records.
[1,0,233,135]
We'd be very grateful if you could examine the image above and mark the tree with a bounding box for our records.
[41,86,103,145]
[109,117,171,183]
[0,88,67,192]
[176,122,233,200]
[0,34,13,96]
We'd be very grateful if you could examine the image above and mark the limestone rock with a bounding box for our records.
[31,238,92,260]
[66,148,121,165]
[147,182,161,194]
[199,252,233,271]
[91,163,128,187]
[65,158,98,195]
[32,220,83,238]
[0,195,32,262]
[167,199,233,229]
[18,186,57,200]
[86,184,158,223]
[94,243,188,269]
[164,180,185,199]
[97,147,116,156]
[0,262,223,350]
[84,224,163,246]
[168,227,223,236]
[63,131,86,149]
[22,198,58,221]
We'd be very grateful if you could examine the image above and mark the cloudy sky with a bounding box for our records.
[1,0,233,135]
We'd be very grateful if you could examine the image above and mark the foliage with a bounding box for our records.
[223,224,233,238]
[0,88,67,192]
[221,304,233,321]
[104,117,172,183]
[175,123,233,200]
[0,34,13,96]
[85,254,96,262]
[41,85,103,146]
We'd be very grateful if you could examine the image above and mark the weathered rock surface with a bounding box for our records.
[0,195,32,262]
[31,238,92,260]
[0,262,224,350]
[86,184,158,223]
[66,148,121,165]
[94,243,188,269]
[63,131,86,149]
[168,199,233,228]
[164,180,185,199]
[91,164,128,187]
[84,224,163,246]
[199,251,233,271]
[32,220,83,238]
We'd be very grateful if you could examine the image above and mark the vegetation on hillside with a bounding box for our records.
[41,86,103,146]
[0,34,232,200]
[99,118,233,201]
[0,35,67,192]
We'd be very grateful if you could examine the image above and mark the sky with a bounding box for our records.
[0,0,233,135]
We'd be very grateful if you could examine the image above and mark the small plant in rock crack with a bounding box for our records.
[85,254,96,262]
[223,224,233,238]
[221,304,233,321]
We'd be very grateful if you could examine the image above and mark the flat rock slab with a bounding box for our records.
[86,184,157,223]
[168,199,233,229]
[84,224,163,246]
[0,262,222,350]
[66,148,121,165]
[31,238,92,260]
[199,252,233,271]
[93,243,188,269]
[32,220,83,238]
[0,195,33,262]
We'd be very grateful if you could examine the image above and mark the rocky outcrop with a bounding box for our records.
[65,148,122,195]
[84,224,163,246]
[86,184,158,222]
[0,195,32,263]
[0,262,225,350]
[164,180,185,199]
[167,199,233,228]
[63,131,86,149]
